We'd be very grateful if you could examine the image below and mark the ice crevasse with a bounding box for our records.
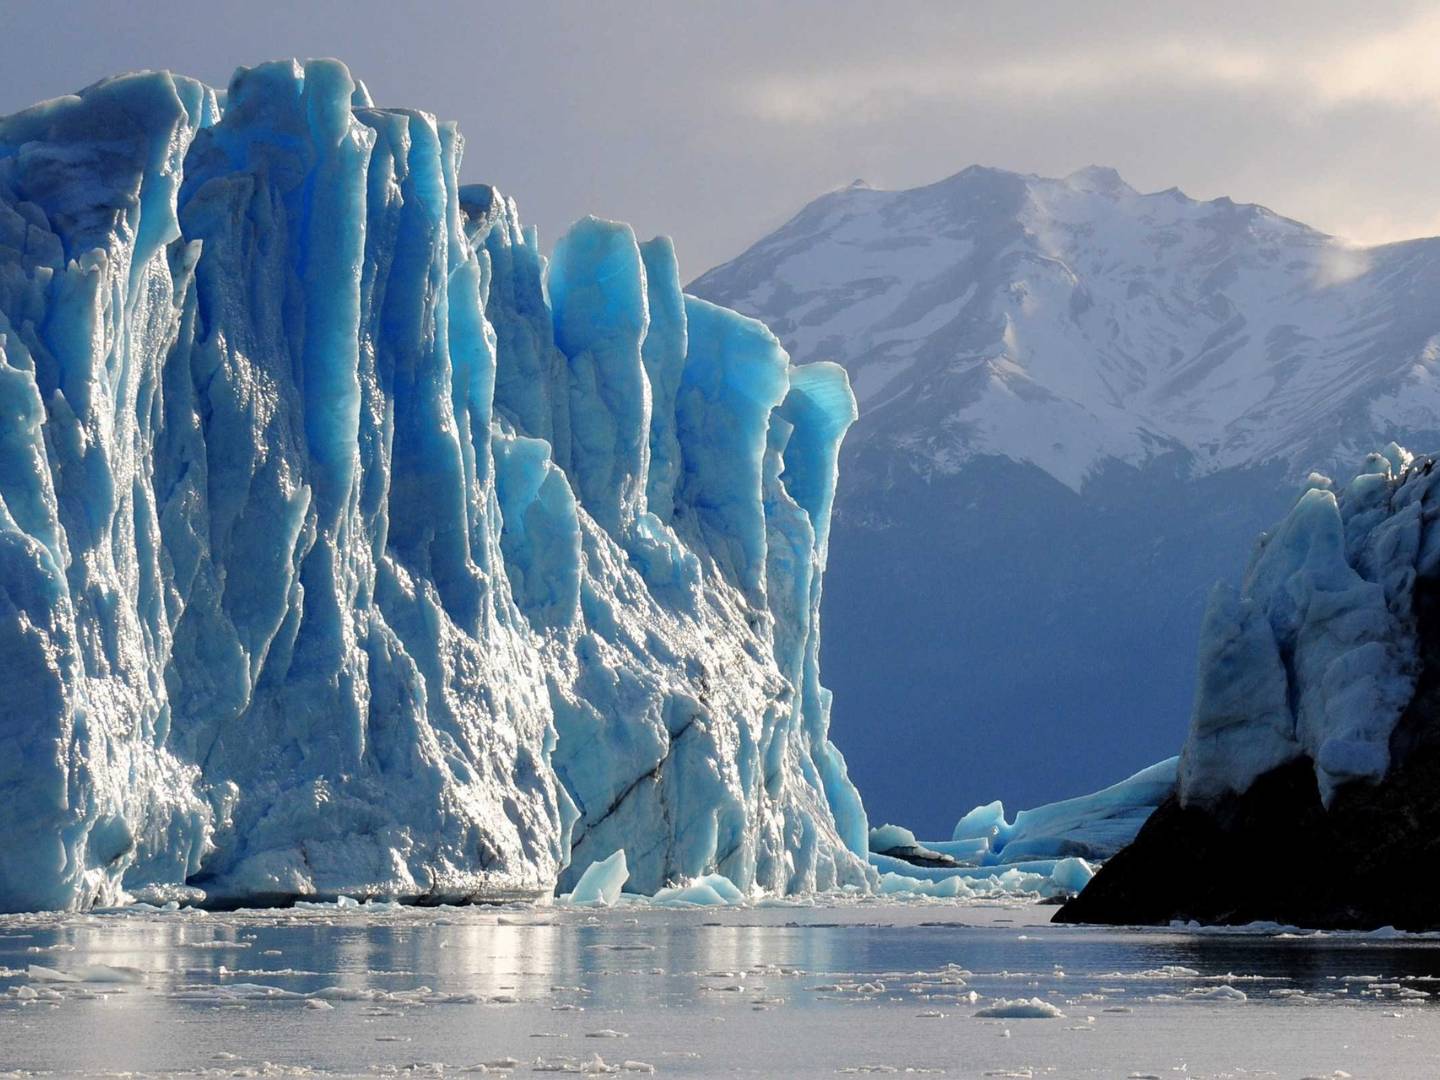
[0,59,872,912]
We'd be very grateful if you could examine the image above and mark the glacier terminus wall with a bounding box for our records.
[0,59,871,911]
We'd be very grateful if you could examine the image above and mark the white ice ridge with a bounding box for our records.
[0,59,871,912]
[947,756,1177,863]
[1180,444,1437,806]
[858,757,1175,899]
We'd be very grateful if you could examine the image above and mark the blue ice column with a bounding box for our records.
[0,71,217,911]
[639,237,686,525]
[767,362,869,863]
[493,430,583,629]
[462,185,574,468]
[464,187,586,630]
[675,298,791,599]
[546,217,651,537]
[166,60,566,903]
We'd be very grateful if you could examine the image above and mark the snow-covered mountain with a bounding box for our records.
[691,165,1440,831]
[0,60,871,911]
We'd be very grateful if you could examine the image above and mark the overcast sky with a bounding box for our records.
[2,1,1439,276]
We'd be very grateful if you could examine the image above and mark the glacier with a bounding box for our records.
[1179,445,1431,807]
[1058,445,1440,929]
[948,756,1177,863]
[0,59,871,912]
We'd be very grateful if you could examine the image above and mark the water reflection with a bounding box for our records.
[0,904,1437,1076]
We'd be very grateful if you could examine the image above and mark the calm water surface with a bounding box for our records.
[1,898,1437,1078]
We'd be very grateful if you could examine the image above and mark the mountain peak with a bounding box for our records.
[1063,165,1134,196]
[691,161,1440,483]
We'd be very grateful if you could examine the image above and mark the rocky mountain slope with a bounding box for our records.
[692,165,1440,830]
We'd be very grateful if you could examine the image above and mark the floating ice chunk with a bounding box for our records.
[1048,857,1095,895]
[1186,985,1247,1002]
[952,801,1007,842]
[25,965,79,983]
[877,872,971,899]
[651,873,745,906]
[915,837,992,862]
[569,851,629,907]
[974,997,1066,1018]
[71,964,146,984]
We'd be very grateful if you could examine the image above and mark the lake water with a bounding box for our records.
[2,897,1438,1077]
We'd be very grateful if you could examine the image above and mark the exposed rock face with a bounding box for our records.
[1054,744,1440,931]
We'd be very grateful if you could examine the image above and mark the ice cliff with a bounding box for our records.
[1179,445,1431,807]
[1059,446,1440,929]
[0,60,870,912]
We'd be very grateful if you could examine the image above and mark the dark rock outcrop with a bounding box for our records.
[1056,577,1440,931]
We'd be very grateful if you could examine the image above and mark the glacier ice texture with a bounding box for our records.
[949,756,1178,863]
[1179,446,1432,807]
[0,59,871,912]
[860,758,1174,899]
[1056,446,1440,930]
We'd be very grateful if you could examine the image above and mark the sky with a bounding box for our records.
[3,1,1440,278]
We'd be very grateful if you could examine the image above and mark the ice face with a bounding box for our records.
[0,60,870,912]
[868,824,918,852]
[1180,447,1433,806]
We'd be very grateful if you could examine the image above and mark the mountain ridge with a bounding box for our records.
[691,163,1440,832]
[691,163,1440,493]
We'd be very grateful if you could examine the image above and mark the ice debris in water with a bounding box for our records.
[561,858,748,907]
[650,873,746,906]
[568,852,629,907]
[973,997,1067,1019]
[25,962,145,984]
[864,756,1174,898]
[0,58,872,912]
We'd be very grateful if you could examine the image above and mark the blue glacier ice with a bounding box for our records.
[566,850,629,907]
[949,756,1178,863]
[860,757,1175,898]
[1180,446,1434,806]
[0,59,871,912]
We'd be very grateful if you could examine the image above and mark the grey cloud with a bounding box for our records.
[0,0,1436,272]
